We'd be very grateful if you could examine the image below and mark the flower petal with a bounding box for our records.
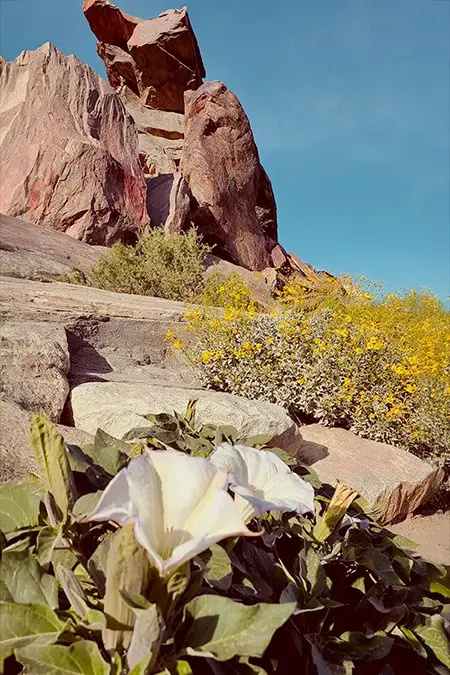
[88,468,132,526]
[148,450,227,535]
[163,486,257,576]
[209,443,249,486]
[259,471,315,514]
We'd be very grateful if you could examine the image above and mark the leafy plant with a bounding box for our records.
[62,227,212,302]
[174,288,450,465]
[0,409,448,674]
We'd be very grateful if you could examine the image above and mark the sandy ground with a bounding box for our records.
[390,512,450,565]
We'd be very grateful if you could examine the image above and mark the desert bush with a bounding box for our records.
[198,271,263,312]
[0,409,449,674]
[172,287,450,463]
[77,227,212,301]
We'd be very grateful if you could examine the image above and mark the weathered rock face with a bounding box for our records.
[0,397,38,484]
[298,424,444,524]
[119,85,184,175]
[0,321,70,422]
[181,81,278,271]
[146,173,191,233]
[0,43,148,244]
[83,0,205,113]
[0,213,107,282]
[70,381,302,453]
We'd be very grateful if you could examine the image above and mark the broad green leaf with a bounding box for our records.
[331,631,394,661]
[181,595,295,661]
[30,413,75,521]
[413,615,450,668]
[390,533,419,550]
[88,531,116,595]
[302,546,326,597]
[56,563,89,618]
[0,603,63,668]
[73,491,103,518]
[143,412,178,429]
[0,481,44,533]
[427,568,450,599]
[127,604,164,671]
[351,577,366,593]
[83,428,129,475]
[0,549,58,607]
[15,639,111,674]
[361,548,404,586]
[37,526,63,567]
[397,626,427,659]
[203,544,233,591]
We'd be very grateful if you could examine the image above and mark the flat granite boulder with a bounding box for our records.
[0,213,107,282]
[298,424,444,524]
[0,320,70,422]
[70,381,302,454]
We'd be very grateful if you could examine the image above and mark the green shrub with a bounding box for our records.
[1,410,448,674]
[174,289,450,464]
[86,227,212,301]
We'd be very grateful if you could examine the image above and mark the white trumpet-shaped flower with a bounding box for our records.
[88,451,256,577]
[209,443,315,523]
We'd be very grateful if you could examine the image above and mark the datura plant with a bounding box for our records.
[0,406,448,675]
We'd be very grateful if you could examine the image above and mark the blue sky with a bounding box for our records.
[1,0,449,297]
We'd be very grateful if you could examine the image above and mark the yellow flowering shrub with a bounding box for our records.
[169,285,450,464]
[198,271,263,312]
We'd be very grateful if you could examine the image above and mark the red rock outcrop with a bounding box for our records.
[180,81,278,271]
[0,43,148,244]
[83,0,205,113]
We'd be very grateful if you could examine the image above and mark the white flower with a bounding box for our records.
[88,451,255,577]
[209,443,315,523]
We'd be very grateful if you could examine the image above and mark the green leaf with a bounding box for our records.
[0,603,63,668]
[30,413,75,521]
[181,595,295,661]
[413,615,450,668]
[83,429,129,475]
[37,526,64,567]
[427,567,450,599]
[398,626,427,659]
[174,661,193,675]
[73,491,103,518]
[15,639,111,674]
[56,563,89,618]
[143,412,178,429]
[301,545,327,597]
[88,531,116,595]
[203,544,233,591]
[0,549,58,607]
[129,654,153,675]
[0,480,44,533]
[262,446,297,466]
[127,604,164,671]
[331,631,394,661]
[184,398,198,427]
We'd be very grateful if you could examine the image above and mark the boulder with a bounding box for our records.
[0,397,38,484]
[83,1,205,113]
[298,424,444,524]
[146,173,191,232]
[181,81,278,271]
[0,213,107,281]
[0,321,70,422]
[0,43,148,244]
[0,276,187,368]
[70,381,302,453]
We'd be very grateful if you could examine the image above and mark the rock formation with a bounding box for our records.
[83,0,205,113]
[0,43,148,244]
[181,81,278,270]
[82,0,280,270]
